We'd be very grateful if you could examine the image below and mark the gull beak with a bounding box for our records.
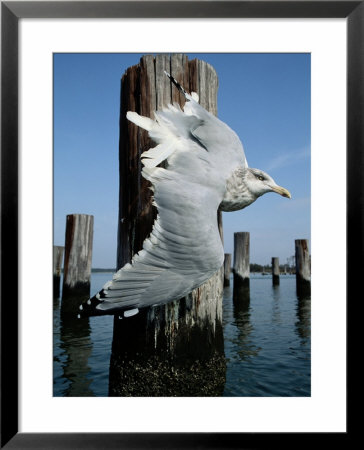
[270,185,291,199]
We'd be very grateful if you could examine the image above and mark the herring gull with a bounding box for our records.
[79,72,291,318]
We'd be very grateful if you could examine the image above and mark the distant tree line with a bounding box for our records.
[91,268,116,272]
[250,261,296,273]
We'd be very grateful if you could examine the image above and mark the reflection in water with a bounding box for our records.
[54,300,94,396]
[271,285,281,325]
[232,284,260,360]
[53,296,60,311]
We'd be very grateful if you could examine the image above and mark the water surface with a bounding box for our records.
[53,272,310,396]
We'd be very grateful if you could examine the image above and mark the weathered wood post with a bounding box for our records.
[109,54,225,396]
[233,232,250,304]
[296,294,311,341]
[61,214,94,315]
[53,245,64,298]
[224,253,231,286]
[272,257,280,286]
[233,232,250,287]
[295,239,311,296]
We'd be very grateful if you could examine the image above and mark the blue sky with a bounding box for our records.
[54,53,310,268]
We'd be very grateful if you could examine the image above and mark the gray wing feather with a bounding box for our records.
[96,172,223,312]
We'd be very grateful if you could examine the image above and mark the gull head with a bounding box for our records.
[245,168,291,199]
[220,167,291,212]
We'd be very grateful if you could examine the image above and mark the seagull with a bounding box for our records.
[79,71,291,319]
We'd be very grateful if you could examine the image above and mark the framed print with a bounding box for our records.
[1,1,359,448]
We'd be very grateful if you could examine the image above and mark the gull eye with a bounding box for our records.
[256,175,264,181]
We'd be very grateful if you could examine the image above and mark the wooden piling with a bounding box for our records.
[272,257,280,285]
[295,239,311,296]
[110,54,225,396]
[53,245,64,298]
[233,232,250,288]
[224,253,231,286]
[62,214,94,314]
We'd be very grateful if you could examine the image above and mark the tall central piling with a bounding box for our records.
[109,54,226,396]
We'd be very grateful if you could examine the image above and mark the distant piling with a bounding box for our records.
[295,239,311,296]
[62,214,94,315]
[272,257,280,286]
[233,232,250,304]
[233,232,250,288]
[224,253,231,286]
[53,245,64,298]
[110,54,225,396]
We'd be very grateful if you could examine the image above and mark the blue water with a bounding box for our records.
[53,273,310,397]
[222,276,310,396]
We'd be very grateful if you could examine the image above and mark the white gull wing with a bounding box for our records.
[95,167,224,313]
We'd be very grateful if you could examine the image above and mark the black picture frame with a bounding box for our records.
[1,1,358,448]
